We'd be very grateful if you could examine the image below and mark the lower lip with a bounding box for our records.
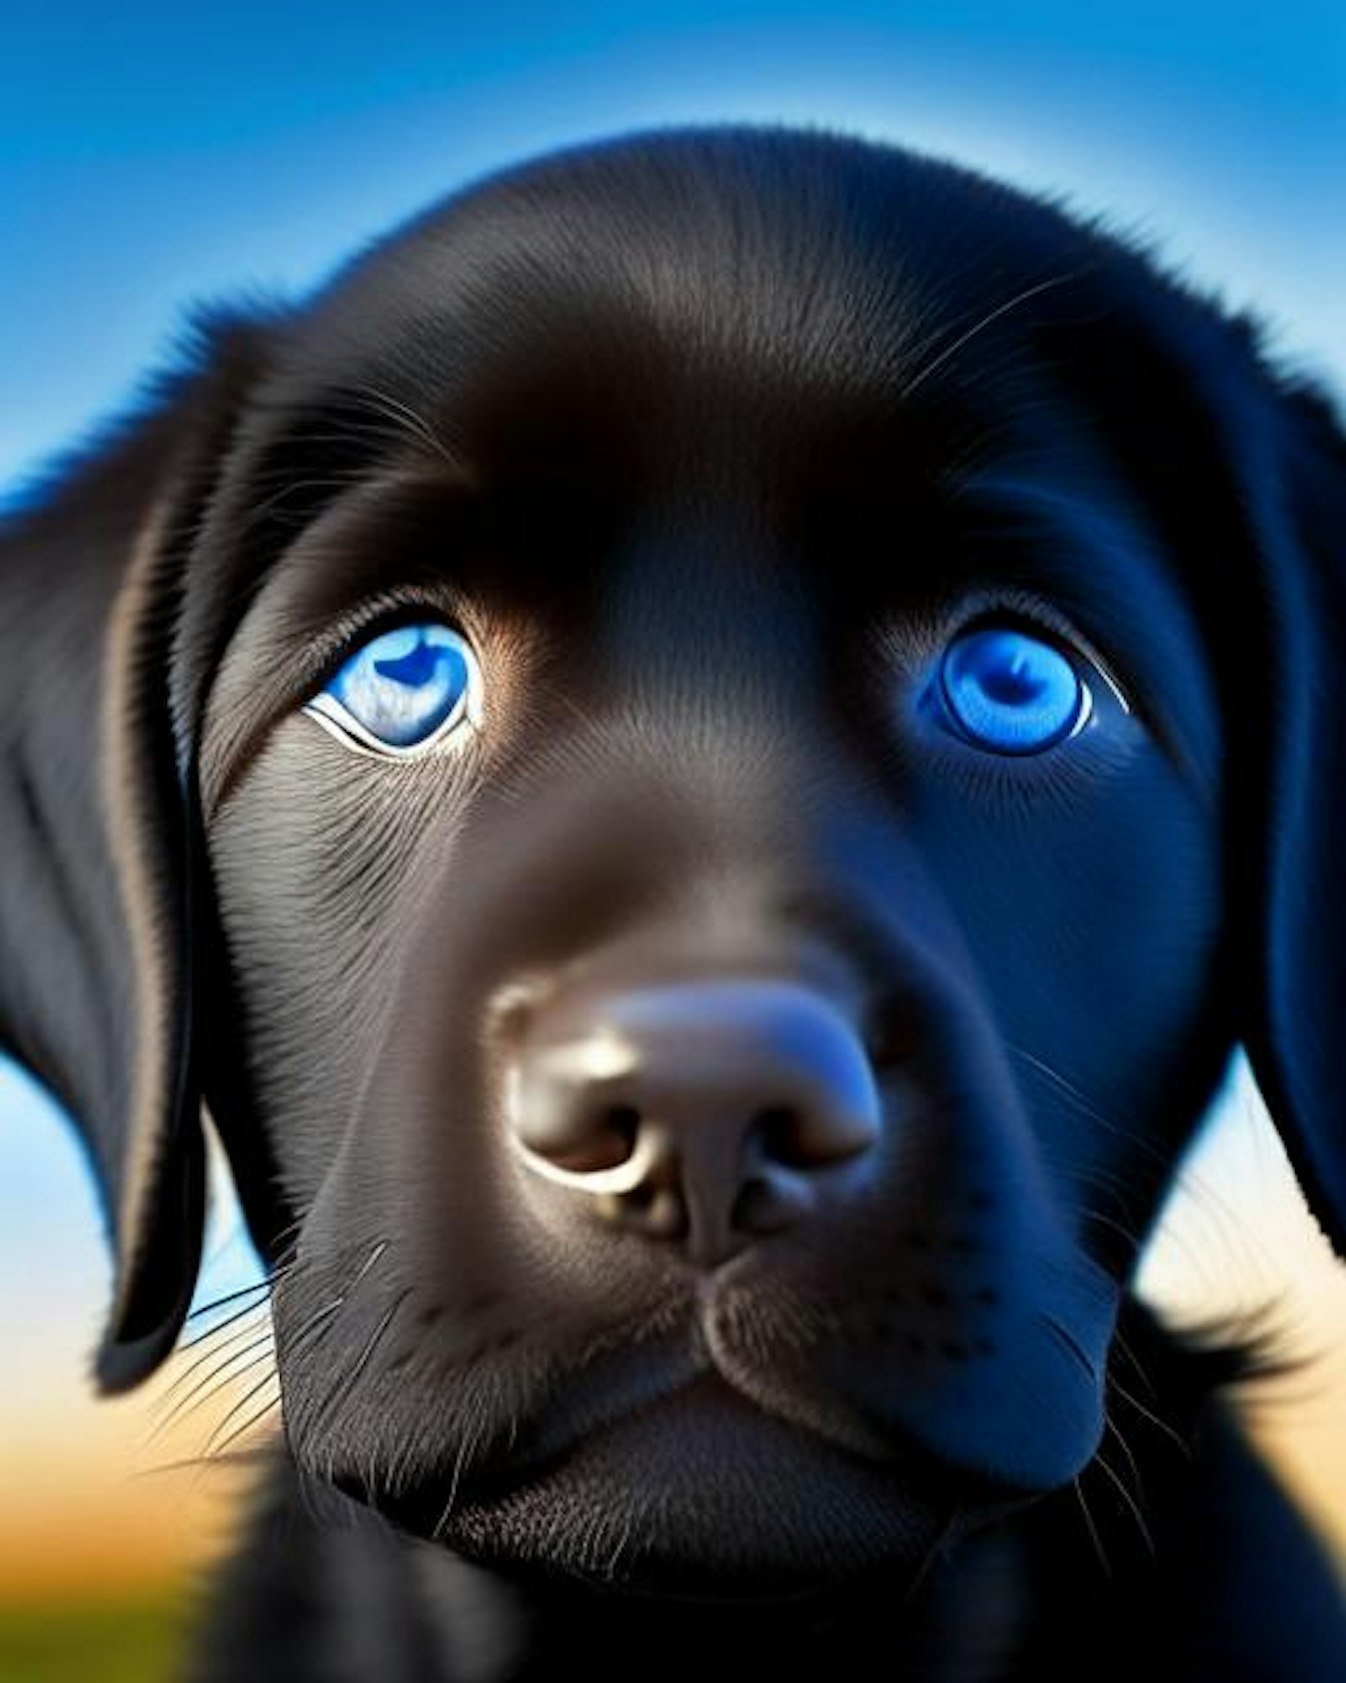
[423,1375,953,1600]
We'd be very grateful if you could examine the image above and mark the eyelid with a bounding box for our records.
[302,682,481,761]
[942,587,1133,715]
[299,597,476,703]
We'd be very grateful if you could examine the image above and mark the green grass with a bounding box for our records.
[0,1588,192,1683]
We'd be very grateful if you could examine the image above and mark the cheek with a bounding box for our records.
[908,752,1225,1197]
[206,726,472,1202]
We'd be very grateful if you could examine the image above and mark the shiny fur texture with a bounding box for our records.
[3,127,1345,1679]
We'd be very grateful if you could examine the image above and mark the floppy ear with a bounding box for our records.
[0,315,271,1391]
[1235,376,1346,1255]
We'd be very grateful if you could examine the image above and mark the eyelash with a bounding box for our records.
[943,589,1131,708]
[300,592,473,703]
[885,587,1130,711]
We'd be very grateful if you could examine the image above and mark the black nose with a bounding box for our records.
[504,980,882,1266]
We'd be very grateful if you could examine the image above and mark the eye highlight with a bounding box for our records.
[936,625,1091,755]
[302,621,481,757]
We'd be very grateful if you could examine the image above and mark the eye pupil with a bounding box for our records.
[939,626,1084,754]
[980,653,1044,706]
[373,642,445,688]
[305,620,477,754]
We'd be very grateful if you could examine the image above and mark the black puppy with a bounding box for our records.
[3,126,1344,1680]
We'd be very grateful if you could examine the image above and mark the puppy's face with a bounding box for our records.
[190,134,1234,1595]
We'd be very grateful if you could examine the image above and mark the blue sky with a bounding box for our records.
[4,3,1343,494]
[2,1,1343,1347]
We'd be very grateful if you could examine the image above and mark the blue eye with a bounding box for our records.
[937,625,1088,754]
[303,621,479,755]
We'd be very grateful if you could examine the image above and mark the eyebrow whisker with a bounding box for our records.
[901,269,1092,399]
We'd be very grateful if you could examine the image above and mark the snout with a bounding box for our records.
[504,978,884,1267]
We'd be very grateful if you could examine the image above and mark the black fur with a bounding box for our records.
[3,126,1344,1678]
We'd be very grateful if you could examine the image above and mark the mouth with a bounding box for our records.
[433,1371,957,1599]
[362,1287,968,1601]
[312,1254,1065,1599]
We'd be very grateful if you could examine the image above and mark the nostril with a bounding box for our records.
[755,1104,816,1169]
[548,1103,641,1174]
[752,1102,873,1170]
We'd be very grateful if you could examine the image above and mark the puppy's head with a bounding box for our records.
[3,127,1343,1597]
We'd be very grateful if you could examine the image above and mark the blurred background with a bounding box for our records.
[3,3,1344,1677]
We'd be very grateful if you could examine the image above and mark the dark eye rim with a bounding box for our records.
[300,613,483,760]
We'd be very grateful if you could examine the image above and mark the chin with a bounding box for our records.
[381,1377,957,1602]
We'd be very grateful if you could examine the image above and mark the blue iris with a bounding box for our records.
[938,626,1086,754]
[312,622,474,750]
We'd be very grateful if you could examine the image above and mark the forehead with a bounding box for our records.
[184,130,1220,766]
[282,130,1090,468]
[224,140,1102,579]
